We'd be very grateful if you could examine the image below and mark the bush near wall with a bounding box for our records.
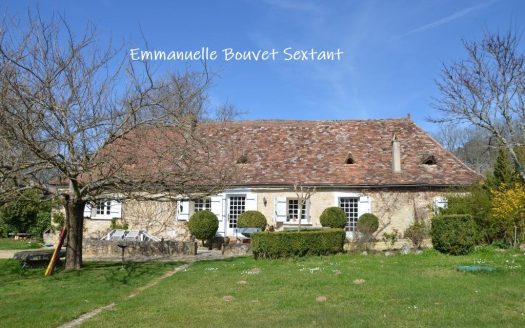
[320,207,347,229]
[188,210,219,246]
[252,229,345,259]
[237,211,267,231]
[431,214,478,255]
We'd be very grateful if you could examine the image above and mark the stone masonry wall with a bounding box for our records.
[83,239,197,258]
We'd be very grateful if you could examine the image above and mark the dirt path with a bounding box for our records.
[57,263,191,328]
[0,250,18,259]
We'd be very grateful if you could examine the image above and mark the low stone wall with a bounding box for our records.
[83,239,197,258]
[222,243,251,256]
[343,238,432,252]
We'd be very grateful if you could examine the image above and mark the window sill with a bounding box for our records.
[88,216,114,220]
[283,222,312,226]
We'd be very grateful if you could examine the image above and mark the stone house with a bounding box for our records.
[82,118,480,241]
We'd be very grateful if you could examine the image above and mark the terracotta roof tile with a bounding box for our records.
[193,118,481,187]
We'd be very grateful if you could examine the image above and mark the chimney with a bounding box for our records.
[392,134,401,173]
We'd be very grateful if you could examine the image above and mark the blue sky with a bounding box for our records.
[2,0,524,132]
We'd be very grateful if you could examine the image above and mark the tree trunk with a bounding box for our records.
[64,196,86,270]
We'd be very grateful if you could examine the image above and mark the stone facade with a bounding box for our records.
[252,188,438,237]
[84,219,113,239]
[79,188,441,241]
[123,200,179,239]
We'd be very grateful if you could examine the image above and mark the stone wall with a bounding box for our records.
[84,219,112,239]
[253,188,440,235]
[123,200,179,239]
[83,239,197,258]
[78,188,445,241]
[343,238,432,252]
[221,243,251,256]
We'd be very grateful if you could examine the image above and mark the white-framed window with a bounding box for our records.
[96,200,111,216]
[432,196,448,214]
[194,198,211,212]
[228,196,246,229]
[339,197,359,232]
[84,199,122,220]
[287,198,308,222]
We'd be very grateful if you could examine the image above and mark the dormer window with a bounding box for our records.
[345,153,355,165]
[237,153,248,164]
[422,155,437,165]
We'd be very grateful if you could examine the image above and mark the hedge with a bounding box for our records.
[251,229,345,259]
[431,214,477,255]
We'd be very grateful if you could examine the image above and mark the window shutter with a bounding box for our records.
[305,199,311,222]
[274,197,287,222]
[83,203,92,218]
[433,197,448,213]
[358,196,371,218]
[110,200,122,219]
[210,196,223,221]
[245,193,258,211]
[177,200,190,221]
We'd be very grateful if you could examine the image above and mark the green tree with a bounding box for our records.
[486,148,521,189]
[0,189,52,237]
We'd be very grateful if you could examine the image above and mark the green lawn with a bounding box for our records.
[82,248,525,328]
[0,238,42,250]
[0,260,183,328]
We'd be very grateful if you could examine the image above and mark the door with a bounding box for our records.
[226,195,246,236]
[339,197,359,238]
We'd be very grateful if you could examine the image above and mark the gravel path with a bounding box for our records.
[0,250,20,259]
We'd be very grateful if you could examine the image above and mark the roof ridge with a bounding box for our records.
[201,117,411,126]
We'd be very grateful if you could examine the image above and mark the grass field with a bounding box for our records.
[0,260,183,328]
[2,247,525,327]
[0,238,42,250]
[82,248,525,328]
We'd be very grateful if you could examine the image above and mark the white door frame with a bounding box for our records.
[225,194,247,236]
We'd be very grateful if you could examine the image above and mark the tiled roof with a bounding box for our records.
[194,118,481,187]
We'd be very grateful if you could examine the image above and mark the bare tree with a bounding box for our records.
[0,12,236,269]
[433,124,498,173]
[293,183,316,231]
[431,31,525,182]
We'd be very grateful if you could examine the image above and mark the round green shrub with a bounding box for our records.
[431,214,477,255]
[404,221,429,249]
[188,210,219,242]
[237,211,267,231]
[320,207,347,229]
[357,213,379,234]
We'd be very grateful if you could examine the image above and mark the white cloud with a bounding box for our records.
[261,0,323,14]
[400,0,496,37]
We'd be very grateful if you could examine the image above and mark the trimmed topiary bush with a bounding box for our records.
[188,210,219,247]
[357,213,379,235]
[237,211,267,231]
[431,214,477,255]
[320,207,347,229]
[252,229,345,259]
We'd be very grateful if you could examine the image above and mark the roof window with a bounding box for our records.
[236,153,248,164]
[422,155,437,165]
[345,153,355,165]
